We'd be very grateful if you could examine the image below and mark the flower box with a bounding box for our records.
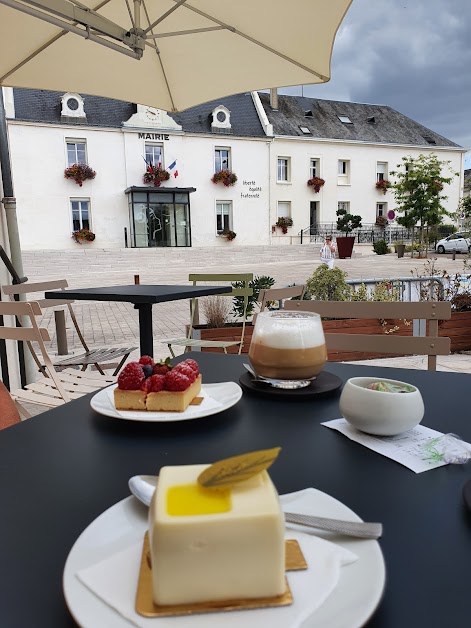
[64,164,96,187]
[143,163,170,187]
[211,169,237,187]
[307,176,325,192]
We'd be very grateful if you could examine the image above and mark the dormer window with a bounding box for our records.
[61,92,86,123]
[211,105,232,134]
[338,115,352,124]
[367,116,376,124]
[304,110,313,117]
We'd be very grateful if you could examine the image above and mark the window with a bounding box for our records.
[376,202,387,217]
[338,201,350,212]
[376,161,388,182]
[215,147,231,172]
[338,115,352,124]
[277,201,291,218]
[310,158,320,179]
[299,126,312,135]
[71,199,90,231]
[145,143,163,167]
[216,201,232,233]
[338,159,350,185]
[66,140,86,167]
[277,157,290,182]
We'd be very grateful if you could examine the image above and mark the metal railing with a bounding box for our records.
[346,276,446,302]
[299,223,413,244]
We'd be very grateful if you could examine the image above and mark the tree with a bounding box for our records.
[336,209,362,235]
[390,154,458,257]
[456,196,471,232]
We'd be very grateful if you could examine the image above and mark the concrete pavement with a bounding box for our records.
[20,244,471,372]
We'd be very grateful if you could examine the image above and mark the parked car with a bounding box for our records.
[435,233,471,254]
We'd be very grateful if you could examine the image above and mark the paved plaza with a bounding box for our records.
[21,244,471,373]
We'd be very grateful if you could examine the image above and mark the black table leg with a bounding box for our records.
[134,303,153,357]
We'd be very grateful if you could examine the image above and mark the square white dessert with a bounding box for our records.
[149,463,286,606]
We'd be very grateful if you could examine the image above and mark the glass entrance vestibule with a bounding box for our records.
[125,187,195,247]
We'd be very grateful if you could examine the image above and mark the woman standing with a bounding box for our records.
[320,235,336,269]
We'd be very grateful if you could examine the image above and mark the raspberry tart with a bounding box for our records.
[114,357,201,412]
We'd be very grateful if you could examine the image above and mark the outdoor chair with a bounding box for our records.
[258,285,306,314]
[0,301,115,418]
[2,280,136,375]
[283,300,451,371]
[162,273,253,357]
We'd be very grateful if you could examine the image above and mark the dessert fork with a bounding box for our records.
[128,475,383,540]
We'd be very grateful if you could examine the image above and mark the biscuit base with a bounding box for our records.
[146,375,202,412]
[114,388,146,411]
[136,534,306,617]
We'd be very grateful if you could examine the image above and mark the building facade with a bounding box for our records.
[4,87,466,250]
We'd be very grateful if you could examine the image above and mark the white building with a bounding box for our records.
[4,87,466,250]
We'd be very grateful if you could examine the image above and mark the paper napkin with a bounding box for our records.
[77,489,358,628]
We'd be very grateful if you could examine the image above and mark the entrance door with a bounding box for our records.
[148,204,172,247]
[310,201,319,235]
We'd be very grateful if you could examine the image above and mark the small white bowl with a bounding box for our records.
[339,377,424,436]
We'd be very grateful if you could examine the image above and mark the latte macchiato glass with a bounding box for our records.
[249,310,327,389]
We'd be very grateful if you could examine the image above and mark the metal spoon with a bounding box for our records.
[128,475,382,540]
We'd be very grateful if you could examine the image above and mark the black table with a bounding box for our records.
[44,284,230,357]
[1,354,470,628]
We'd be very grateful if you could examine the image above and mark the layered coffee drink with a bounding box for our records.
[249,311,327,388]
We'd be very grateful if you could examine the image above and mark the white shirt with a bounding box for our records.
[320,242,335,260]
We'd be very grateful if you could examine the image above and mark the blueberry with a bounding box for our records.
[142,364,153,378]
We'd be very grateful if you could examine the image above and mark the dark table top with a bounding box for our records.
[1,354,470,628]
[44,284,231,304]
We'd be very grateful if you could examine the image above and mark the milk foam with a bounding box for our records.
[256,319,325,349]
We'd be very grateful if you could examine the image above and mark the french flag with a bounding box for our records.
[168,160,178,178]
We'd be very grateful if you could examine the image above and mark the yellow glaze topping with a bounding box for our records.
[167,483,231,516]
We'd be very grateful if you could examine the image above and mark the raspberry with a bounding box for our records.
[164,370,192,392]
[173,363,197,382]
[153,363,170,376]
[118,362,145,390]
[139,356,155,367]
[142,364,153,379]
[181,359,199,375]
[140,377,153,392]
[147,374,166,393]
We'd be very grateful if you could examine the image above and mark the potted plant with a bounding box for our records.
[307,176,325,192]
[376,179,391,195]
[336,209,362,258]
[64,163,96,187]
[396,240,406,258]
[72,228,96,243]
[275,216,293,234]
[222,228,237,241]
[211,169,238,187]
[143,163,170,187]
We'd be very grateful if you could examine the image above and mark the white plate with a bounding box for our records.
[63,490,385,628]
[90,382,242,422]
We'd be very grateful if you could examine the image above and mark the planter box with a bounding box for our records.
[189,312,471,360]
[336,236,355,259]
[438,311,471,352]
[191,323,254,354]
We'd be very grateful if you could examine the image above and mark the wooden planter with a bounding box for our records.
[336,236,355,259]
[438,311,471,352]
[191,323,254,354]
[190,312,471,359]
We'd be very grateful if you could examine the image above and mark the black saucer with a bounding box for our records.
[239,370,343,399]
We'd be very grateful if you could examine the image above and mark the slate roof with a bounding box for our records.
[258,93,461,148]
[12,88,136,127]
[11,88,461,148]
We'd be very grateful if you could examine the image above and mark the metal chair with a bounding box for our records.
[162,273,253,357]
[283,300,451,371]
[2,280,136,375]
[0,301,115,418]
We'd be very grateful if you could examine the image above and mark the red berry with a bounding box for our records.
[153,363,170,376]
[139,356,155,367]
[118,362,145,390]
[181,359,199,375]
[173,363,197,382]
[164,370,191,392]
[140,377,153,392]
[147,374,166,393]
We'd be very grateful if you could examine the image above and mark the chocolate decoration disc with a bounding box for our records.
[239,370,343,399]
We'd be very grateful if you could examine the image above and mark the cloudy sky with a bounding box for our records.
[280,0,471,168]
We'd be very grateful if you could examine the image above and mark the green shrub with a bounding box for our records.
[306,266,351,301]
[232,275,275,318]
[373,240,391,255]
